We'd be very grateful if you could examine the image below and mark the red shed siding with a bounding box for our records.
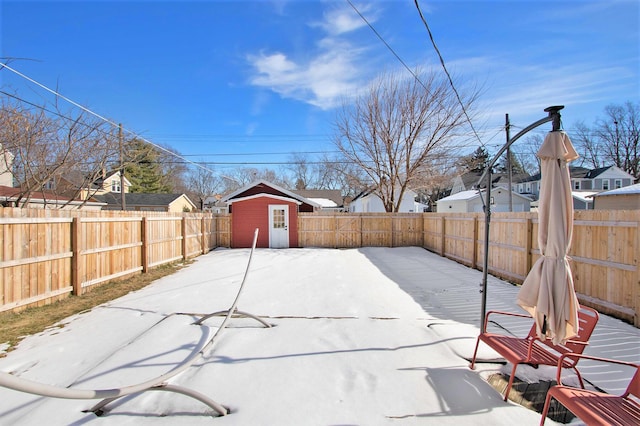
[286,203,299,247]
[231,196,299,248]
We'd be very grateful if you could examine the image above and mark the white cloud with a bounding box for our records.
[454,55,638,127]
[312,4,371,35]
[246,4,379,110]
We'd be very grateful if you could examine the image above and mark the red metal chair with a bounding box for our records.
[540,353,640,426]
[469,306,599,401]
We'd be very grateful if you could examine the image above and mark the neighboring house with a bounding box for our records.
[349,188,419,213]
[85,169,132,198]
[26,169,132,201]
[222,180,320,248]
[591,183,640,210]
[203,194,229,214]
[436,186,531,213]
[576,165,635,191]
[0,185,105,210]
[515,165,635,202]
[450,171,528,195]
[292,189,344,211]
[0,144,14,187]
[95,193,197,212]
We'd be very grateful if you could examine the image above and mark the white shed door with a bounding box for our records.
[268,205,289,248]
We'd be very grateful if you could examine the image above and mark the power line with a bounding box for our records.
[413,0,485,150]
[0,90,118,141]
[345,0,488,153]
[0,62,215,175]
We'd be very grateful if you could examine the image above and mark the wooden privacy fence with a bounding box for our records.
[0,208,231,313]
[299,211,640,327]
[2,208,639,327]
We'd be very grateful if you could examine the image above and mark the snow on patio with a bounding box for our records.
[0,247,638,425]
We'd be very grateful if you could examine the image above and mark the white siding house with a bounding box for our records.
[516,165,635,205]
[437,187,531,213]
[0,144,14,187]
[349,188,419,212]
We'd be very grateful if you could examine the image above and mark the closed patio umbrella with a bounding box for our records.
[517,130,579,345]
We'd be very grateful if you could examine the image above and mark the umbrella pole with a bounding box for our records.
[478,106,564,331]
[480,169,492,331]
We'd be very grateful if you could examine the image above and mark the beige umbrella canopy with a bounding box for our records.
[517,131,579,345]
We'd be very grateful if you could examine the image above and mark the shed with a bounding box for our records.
[591,183,640,210]
[222,180,320,248]
[572,191,598,210]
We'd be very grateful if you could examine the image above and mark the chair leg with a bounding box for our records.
[469,337,481,369]
[503,364,519,401]
[539,391,554,425]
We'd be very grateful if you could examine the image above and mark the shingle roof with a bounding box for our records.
[95,193,191,206]
[584,166,612,179]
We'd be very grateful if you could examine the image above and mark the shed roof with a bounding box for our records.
[592,182,640,197]
[226,193,302,205]
[572,191,599,202]
[223,180,320,208]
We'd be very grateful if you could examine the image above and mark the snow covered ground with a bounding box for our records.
[1,246,638,425]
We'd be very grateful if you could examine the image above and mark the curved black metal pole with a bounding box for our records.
[478,106,564,331]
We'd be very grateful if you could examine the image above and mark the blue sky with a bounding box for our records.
[1,0,638,173]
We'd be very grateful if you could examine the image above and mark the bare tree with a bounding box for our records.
[0,95,121,207]
[157,145,189,193]
[333,69,478,212]
[412,155,458,211]
[287,152,314,189]
[513,134,543,175]
[596,102,639,179]
[569,102,639,179]
[572,121,604,169]
[220,167,291,194]
[187,163,221,210]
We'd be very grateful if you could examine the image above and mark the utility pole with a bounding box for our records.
[119,124,126,211]
[506,114,513,212]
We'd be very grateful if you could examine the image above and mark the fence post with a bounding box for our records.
[182,216,188,261]
[71,217,81,295]
[635,216,640,327]
[440,216,446,257]
[471,215,478,269]
[525,217,533,273]
[201,215,207,254]
[141,217,149,273]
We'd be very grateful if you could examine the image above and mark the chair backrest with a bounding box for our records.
[626,365,640,399]
[539,306,600,358]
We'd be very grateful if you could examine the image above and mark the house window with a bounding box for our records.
[111,180,121,193]
[573,180,580,190]
[526,183,531,192]
[518,184,523,193]
[43,180,55,190]
[615,179,622,189]
[602,180,609,190]
[490,196,495,205]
